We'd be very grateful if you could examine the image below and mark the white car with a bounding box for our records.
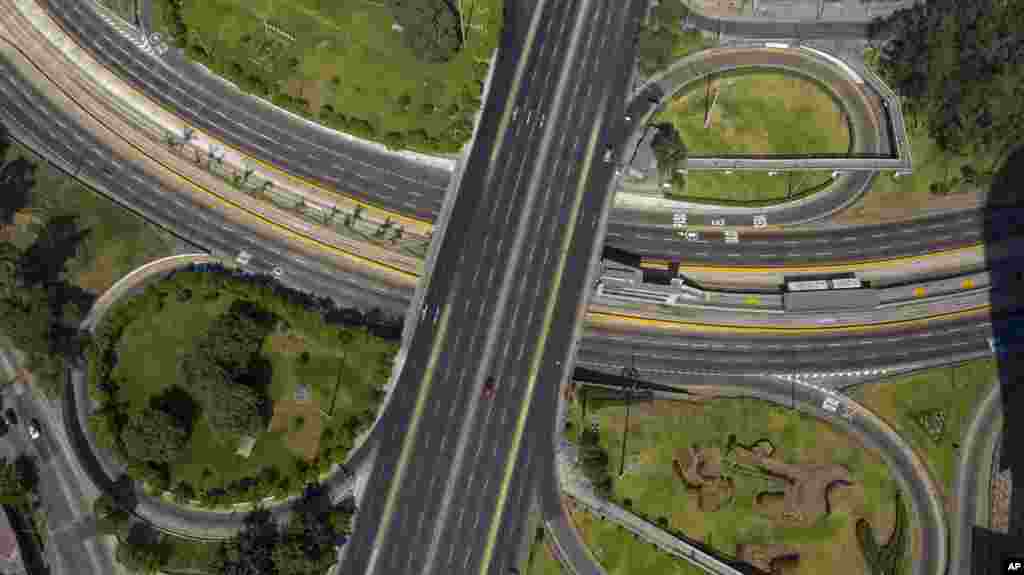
[236,251,252,266]
[271,266,284,278]
[685,231,699,242]
[822,397,840,413]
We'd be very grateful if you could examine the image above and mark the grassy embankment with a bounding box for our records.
[654,72,849,205]
[110,279,393,491]
[567,388,915,575]
[150,0,501,154]
[851,359,998,506]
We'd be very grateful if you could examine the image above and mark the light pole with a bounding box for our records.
[619,355,639,477]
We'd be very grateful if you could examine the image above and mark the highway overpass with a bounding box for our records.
[339,0,644,573]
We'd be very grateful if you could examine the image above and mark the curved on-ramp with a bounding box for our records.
[950,381,1002,575]
[618,43,887,227]
[70,254,364,540]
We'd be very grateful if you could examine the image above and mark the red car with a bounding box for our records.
[482,377,497,399]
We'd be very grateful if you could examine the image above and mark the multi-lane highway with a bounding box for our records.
[37,0,1006,267]
[340,0,642,572]
[1,2,1012,575]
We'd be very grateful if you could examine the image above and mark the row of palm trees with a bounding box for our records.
[163,128,413,243]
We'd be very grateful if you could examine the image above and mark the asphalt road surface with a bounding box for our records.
[0,350,115,575]
[950,382,1002,575]
[36,0,1010,266]
[339,0,642,573]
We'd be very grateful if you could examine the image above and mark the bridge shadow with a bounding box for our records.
[975,144,1024,570]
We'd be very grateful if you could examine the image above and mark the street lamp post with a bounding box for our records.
[619,355,639,477]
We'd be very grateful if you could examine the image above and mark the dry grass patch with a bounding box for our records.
[268,399,324,461]
[74,253,119,294]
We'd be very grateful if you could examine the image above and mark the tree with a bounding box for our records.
[204,382,267,439]
[94,492,132,535]
[389,0,463,63]
[121,407,190,463]
[0,458,25,499]
[650,122,688,180]
[215,510,278,575]
[871,0,1024,164]
[0,156,36,227]
[17,213,90,286]
[116,535,169,574]
[13,455,38,494]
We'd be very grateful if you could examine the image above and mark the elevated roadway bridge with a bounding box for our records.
[338,0,644,573]
[0,5,1009,575]
[37,0,1007,262]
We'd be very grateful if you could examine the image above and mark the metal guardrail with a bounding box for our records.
[564,489,745,575]
[635,41,913,173]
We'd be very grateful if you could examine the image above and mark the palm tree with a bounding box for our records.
[162,131,180,151]
[325,205,340,225]
[207,144,224,170]
[353,205,365,223]
[241,164,255,184]
[390,224,404,244]
[261,180,274,195]
[375,216,393,238]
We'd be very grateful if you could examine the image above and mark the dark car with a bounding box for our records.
[4,408,17,426]
[27,419,41,440]
[483,377,497,399]
[0,418,8,437]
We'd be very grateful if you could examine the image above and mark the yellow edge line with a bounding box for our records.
[477,64,607,575]
[41,3,432,230]
[587,304,991,335]
[0,36,418,283]
[363,303,451,573]
[41,3,987,274]
[9,21,996,332]
[675,245,983,273]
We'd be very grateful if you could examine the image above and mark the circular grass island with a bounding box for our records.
[86,267,397,508]
[656,71,853,206]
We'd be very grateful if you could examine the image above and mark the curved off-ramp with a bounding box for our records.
[950,381,1002,575]
[617,43,889,227]
[69,254,371,540]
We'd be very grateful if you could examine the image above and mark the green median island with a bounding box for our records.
[86,267,397,507]
[655,72,851,205]
[152,0,502,153]
[567,388,914,575]
[851,359,998,502]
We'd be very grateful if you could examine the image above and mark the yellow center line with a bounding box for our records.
[587,304,991,335]
[363,303,451,575]
[477,73,608,575]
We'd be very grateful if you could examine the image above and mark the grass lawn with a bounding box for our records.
[671,29,716,61]
[151,0,500,152]
[569,390,915,575]
[830,112,991,224]
[654,72,849,204]
[567,504,708,575]
[658,72,851,156]
[110,287,390,489]
[671,171,835,206]
[2,143,178,295]
[850,359,998,507]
